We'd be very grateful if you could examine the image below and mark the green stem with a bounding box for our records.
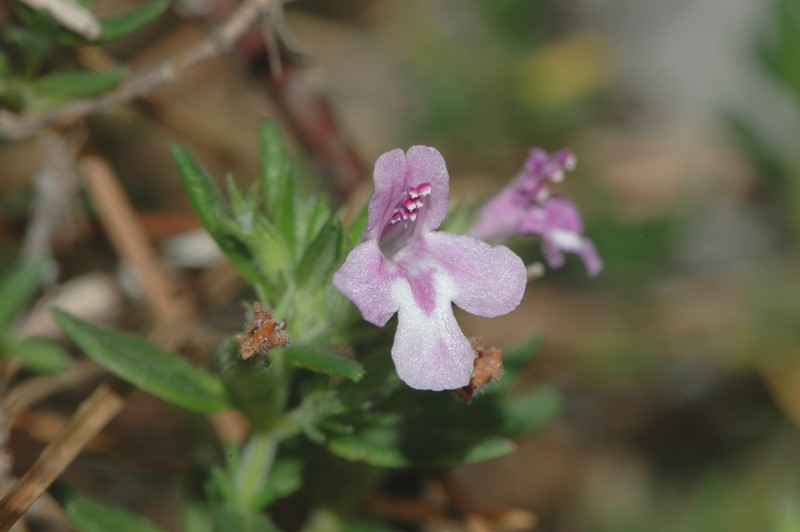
[232,356,293,511]
[233,430,279,510]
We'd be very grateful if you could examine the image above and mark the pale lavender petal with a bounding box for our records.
[405,146,450,231]
[365,149,407,240]
[419,232,527,317]
[578,238,603,277]
[390,274,474,390]
[332,240,399,326]
[522,196,603,277]
[541,231,603,277]
[470,186,526,240]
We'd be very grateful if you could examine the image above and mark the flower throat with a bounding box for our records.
[379,183,432,257]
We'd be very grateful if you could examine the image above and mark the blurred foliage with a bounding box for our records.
[396,0,612,157]
[0,260,71,372]
[0,0,168,113]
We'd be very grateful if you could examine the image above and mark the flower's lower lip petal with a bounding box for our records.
[391,277,473,390]
[578,238,604,277]
[332,240,399,326]
[421,232,527,318]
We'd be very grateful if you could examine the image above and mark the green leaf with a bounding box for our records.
[323,415,516,467]
[304,197,332,243]
[317,351,560,467]
[3,338,71,374]
[54,310,229,412]
[207,506,278,532]
[759,0,800,98]
[172,144,263,290]
[725,114,791,200]
[225,175,257,232]
[172,144,228,236]
[295,219,343,287]
[0,50,11,76]
[283,345,364,381]
[98,0,169,42]
[489,335,543,392]
[255,456,303,507]
[260,122,297,256]
[64,491,163,532]
[0,260,45,333]
[2,26,51,73]
[14,0,167,45]
[237,216,291,282]
[34,66,127,99]
[346,201,369,243]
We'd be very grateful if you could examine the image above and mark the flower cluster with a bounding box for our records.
[470,148,603,277]
[333,147,527,391]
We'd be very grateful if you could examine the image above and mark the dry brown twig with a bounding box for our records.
[1,360,104,421]
[0,153,197,528]
[80,156,178,322]
[0,0,277,140]
[21,128,85,265]
[0,383,127,531]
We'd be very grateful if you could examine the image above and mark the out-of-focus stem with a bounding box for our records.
[233,355,293,509]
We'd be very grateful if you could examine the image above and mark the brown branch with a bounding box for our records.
[21,128,85,264]
[0,0,274,140]
[0,384,126,530]
[80,156,177,321]
[1,360,103,420]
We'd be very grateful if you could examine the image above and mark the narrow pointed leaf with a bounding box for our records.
[65,492,163,532]
[35,66,127,99]
[346,201,369,243]
[172,144,226,233]
[260,122,296,255]
[3,338,71,374]
[318,347,560,467]
[304,197,331,243]
[255,457,303,507]
[0,260,45,333]
[295,220,343,287]
[54,310,229,412]
[98,0,169,42]
[172,144,263,289]
[283,345,364,381]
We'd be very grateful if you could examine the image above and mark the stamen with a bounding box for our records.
[389,183,431,224]
[557,150,576,171]
[408,183,432,198]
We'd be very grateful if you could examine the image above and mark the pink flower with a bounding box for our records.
[333,147,527,391]
[471,148,603,277]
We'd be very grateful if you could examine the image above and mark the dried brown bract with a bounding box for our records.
[455,338,503,404]
[235,302,289,359]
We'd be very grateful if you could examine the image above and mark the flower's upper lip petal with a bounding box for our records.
[332,240,399,326]
[419,232,527,318]
[405,146,449,231]
[365,148,408,240]
[390,274,474,390]
[470,185,526,240]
